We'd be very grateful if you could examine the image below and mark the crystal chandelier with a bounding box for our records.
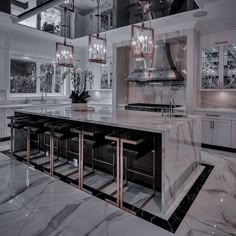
[56,6,74,67]
[89,34,107,64]
[56,41,74,67]
[131,23,154,59]
[88,0,107,64]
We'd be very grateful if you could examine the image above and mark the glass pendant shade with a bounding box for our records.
[131,24,154,59]
[61,0,74,12]
[88,34,107,64]
[56,42,74,67]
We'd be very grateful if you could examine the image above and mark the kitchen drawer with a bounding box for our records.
[0,115,4,126]
[0,127,4,138]
[232,121,236,149]
[212,120,232,148]
[202,118,232,148]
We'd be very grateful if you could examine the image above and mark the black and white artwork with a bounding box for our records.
[39,63,54,93]
[100,58,112,89]
[10,59,37,93]
[40,63,62,93]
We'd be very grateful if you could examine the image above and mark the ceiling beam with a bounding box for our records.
[12,0,65,23]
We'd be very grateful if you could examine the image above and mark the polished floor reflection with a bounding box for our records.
[0,141,235,236]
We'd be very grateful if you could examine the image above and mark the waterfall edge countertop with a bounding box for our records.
[17,106,201,134]
[16,105,202,211]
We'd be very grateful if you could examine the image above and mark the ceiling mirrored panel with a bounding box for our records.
[9,0,199,39]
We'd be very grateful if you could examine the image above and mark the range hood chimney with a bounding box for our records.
[128,38,186,82]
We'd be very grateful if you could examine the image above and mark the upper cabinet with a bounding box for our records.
[200,43,236,91]
[223,44,236,89]
[200,46,220,89]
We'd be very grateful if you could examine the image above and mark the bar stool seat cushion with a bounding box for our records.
[106,141,153,160]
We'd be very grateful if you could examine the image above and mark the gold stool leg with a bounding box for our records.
[50,130,54,176]
[26,127,30,165]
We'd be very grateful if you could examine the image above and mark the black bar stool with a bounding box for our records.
[71,124,93,188]
[80,125,114,193]
[105,129,126,207]
[45,121,77,176]
[7,115,31,159]
[119,131,155,213]
[107,130,155,212]
[25,118,50,165]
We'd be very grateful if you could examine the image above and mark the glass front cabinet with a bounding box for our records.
[200,43,236,90]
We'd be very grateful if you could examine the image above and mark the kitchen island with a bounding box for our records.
[11,106,201,215]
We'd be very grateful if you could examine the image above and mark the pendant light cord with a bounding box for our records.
[64,7,67,45]
[97,0,100,37]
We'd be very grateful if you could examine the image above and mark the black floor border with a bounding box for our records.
[0,137,10,142]
[202,144,236,153]
[1,150,214,234]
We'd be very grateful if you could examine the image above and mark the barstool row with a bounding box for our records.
[8,114,157,214]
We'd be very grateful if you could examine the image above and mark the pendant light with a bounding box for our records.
[56,6,74,67]
[88,0,107,64]
[131,22,154,59]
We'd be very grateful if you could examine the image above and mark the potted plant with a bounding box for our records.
[62,67,94,111]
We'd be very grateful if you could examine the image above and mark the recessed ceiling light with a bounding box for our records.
[193,10,208,18]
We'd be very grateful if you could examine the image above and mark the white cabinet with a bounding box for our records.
[0,48,7,90]
[212,120,232,147]
[4,108,14,138]
[202,118,232,148]
[232,121,236,149]
[202,119,213,145]
[0,109,4,139]
[200,43,236,91]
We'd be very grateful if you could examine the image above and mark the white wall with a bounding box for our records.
[0,28,81,101]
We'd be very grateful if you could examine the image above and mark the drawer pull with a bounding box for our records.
[206,114,220,117]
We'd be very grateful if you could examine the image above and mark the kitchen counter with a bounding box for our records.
[18,106,200,134]
[16,106,201,212]
[0,102,70,109]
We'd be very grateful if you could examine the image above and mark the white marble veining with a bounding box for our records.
[0,142,235,236]
[18,106,200,134]
[162,117,201,210]
[17,107,201,213]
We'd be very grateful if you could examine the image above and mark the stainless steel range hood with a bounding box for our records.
[128,38,187,82]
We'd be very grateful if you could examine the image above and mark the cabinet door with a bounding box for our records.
[213,120,232,147]
[0,48,6,89]
[202,119,213,145]
[232,121,236,148]
[5,109,14,137]
[200,46,220,90]
[223,44,236,89]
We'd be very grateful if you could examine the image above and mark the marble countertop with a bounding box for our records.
[0,102,70,109]
[195,107,236,114]
[18,106,200,134]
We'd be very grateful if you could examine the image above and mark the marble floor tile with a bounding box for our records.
[0,148,235,236]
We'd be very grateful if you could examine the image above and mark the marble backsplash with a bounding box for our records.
[88,90,112,104]
[0,90,6,101]
[128,82,186,106]
[200,91,236,109]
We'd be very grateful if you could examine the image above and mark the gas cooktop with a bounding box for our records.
[125,103,182,112]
